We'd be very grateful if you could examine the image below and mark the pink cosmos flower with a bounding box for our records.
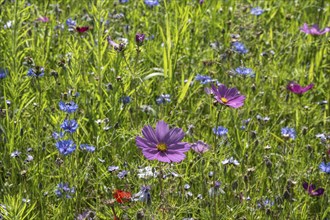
[287,82,314,94]
[135,121,190,163]
[191,141,209,154]
[37,16,50,23]
[302,182,324,196]
[300,23,330,35]
[209,84,245,108]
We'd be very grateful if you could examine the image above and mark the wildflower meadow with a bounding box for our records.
[0,0,330,219]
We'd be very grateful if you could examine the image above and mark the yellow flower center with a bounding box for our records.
[221,97,228,103]
[157,143,167,152]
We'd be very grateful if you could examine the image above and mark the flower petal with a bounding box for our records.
[142,125,159,144]
[164,128,185,145]
[136,136,155,150]
[226,95,246,108]
[155,121,170,142]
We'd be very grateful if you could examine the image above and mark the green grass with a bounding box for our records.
[0,0,329,219]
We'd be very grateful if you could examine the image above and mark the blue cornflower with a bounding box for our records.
[156,94,171,105]
[121,96,131,105]
[195,74,215,84]
[55,140,76,156]
[108,166,119,172]
[144,0,159,6]
[319,162,330,174]
[66,18,76,27]
[251,7,264,16]
[232,42,248,54]
[61,119,78,133]
[118,170,128,179]
[235,67,255,77]
[0,68,8,79]
[80,144,95,152]
[213,126,228,136]
[281,127,296,140]
[52,131,64,140]
[119,0,128,2]
[10,150,21,158]
[133,185,151,204]
[59,101,78,113]
[27,67,44,77]
[55,183,75,198]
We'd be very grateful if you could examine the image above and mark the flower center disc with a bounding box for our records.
[157,143,167,152]
[221,97,228,103]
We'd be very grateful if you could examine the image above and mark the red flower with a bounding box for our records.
[113,189,131,203]
[76,26,89,33]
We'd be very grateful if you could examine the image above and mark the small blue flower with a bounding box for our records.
[61,119,78,133]
[27,67,44,77]
[119,0,128,2]
[80,144,95,152]
[195,74,215,84]
[55,140,76,156]
[319,162,330,174]
[59,101,78,113]
[0,68,8,79]
[281,127,296,140]
[108,166,119,172]
[232,42,248,54]
[55,183,75,198]
[251,7,264,16]
[10,150,21,158]
[52,131,64,140]
[235,67,255,77]
[121,96,131,105]
[66,18,76,27]
[213,126,228,136]
[133,185,151,204]
[144,0,159,6]
[156,94,171,105]
[118,170,128,179]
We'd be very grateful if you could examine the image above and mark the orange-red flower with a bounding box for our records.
[113,189,132,203]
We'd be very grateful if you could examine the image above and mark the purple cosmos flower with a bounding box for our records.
[319,162,330,174]
[287,82,314,94]
[135,121,191,163]
[55,140,76,156]
[55,183,75,198]
[281,127,296,140]
[251,7,264,16]
[302,182,324,196]
[61,119,78,133]
[37,16,49,22]
[80,144,95,152]
[191,141,209,154]
[135,33,145,45]
[209,84,246,108]
[232,42,248,54]
[300,23,330,35]
[144,0,159,6]
[59,101,78,113]
[27,67,44,77]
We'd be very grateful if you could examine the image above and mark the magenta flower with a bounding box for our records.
[302,182,324,196]
[37,16,49,22]
[209,84,245,108]
[287,82,314,94]
[135,121,190,163]
[191,141,209,154]
[300,23,330,35]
